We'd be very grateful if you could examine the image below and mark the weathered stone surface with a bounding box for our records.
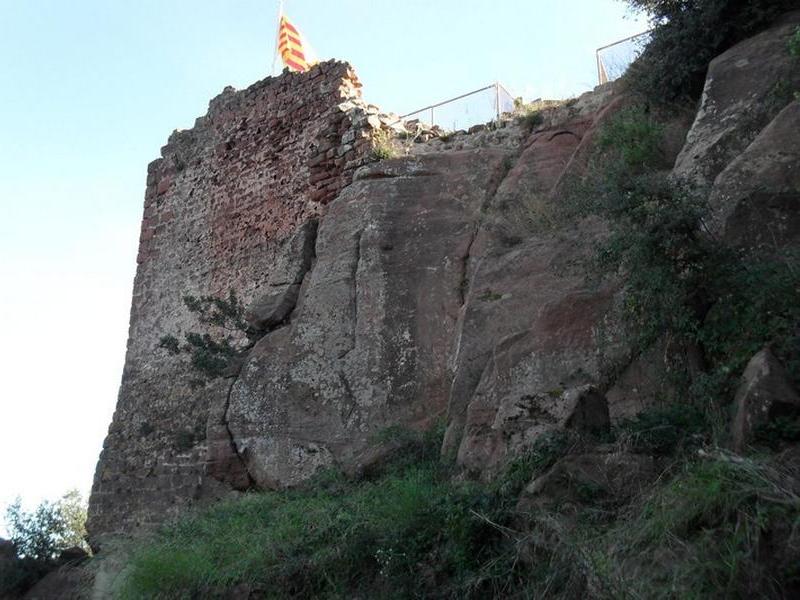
[22,565,90,600]
[563,386,610,435]
[244,219,318,331]
[707,101,800,251]
[88,61,383,545]
[673,11,800,191]
[516,452,657,514]
[225,149,513,487]
[0,537,14,560]
[440,87,627,475]
[205,378,252,491]
[605,338,704,422]
[731,348,800,451]
[443,220,617,475]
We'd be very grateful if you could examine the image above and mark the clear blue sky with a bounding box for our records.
[0,0,645,519]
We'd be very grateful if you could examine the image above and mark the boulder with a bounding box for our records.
[442,218,617,471]
[707,101,800,252]
[205,378,252,491]
[244,220,318,331]
[605,338,704,422]
[22,565,89,600]
[225,149,514,488]
[673,11,800,192]
[442,87,628,475]
[57,547,88,564]
[0,537,14,560]
[516,452,657,514]
[731,348,800,451]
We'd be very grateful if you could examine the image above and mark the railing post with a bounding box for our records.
[495,82,501,122]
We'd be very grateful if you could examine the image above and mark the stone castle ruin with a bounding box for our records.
[88,10,800,548]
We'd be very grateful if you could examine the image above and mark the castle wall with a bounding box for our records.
[88,61,377,542]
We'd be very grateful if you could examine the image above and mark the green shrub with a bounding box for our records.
[595,105,665,170]
[158,290,253,383]
[371,129,397,160]
[494,431,574,499]
[516,110,544,133]
[609,456,800,598]
[117,465,531,599]
[789,26,800,57]
[616,403,709,455]
[1,491,90,597]
[4,491,89,560]
[565,105,800,411]
[624,0,797,103]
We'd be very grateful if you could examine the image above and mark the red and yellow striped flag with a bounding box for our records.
[278,14,314,72]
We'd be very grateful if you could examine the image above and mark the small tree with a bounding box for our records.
[4,490,89,560]
[158,289,254,383]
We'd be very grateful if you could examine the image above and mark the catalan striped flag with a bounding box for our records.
[277,14,314,72]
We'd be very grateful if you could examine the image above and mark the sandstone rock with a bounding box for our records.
[244,220,317,331]
[57,547,89,563]
[605,338,704,422]
[563,386,610,436]
[673,11,800,191]
[731,348,800,451]
[225,149,513,488]
[442,87,624,475]
[88,61,384,544]
[0,537,14,560]
[707,101,800,251]
[442,214,616,475]
[205,378,252,491]
[516,452,657,514]
[22,565,90,600]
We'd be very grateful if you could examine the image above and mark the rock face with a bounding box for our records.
[516,452,657,514]
[731,349,800,451]
[88,61,385,543]
[225,150,512,487]
[708,101,800,251]
[90,11,800,546]
[674,11,800,192]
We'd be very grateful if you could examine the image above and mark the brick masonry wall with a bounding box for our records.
[87,61,380,543]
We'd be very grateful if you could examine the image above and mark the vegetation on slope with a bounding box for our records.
[116,6,800,599]
[1,491,90,597]
[623,0,798,103]
[116,417,800,599]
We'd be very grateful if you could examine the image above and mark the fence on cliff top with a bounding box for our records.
[398,33,651,132]
[399,82,516,133]
[596,30,652,84]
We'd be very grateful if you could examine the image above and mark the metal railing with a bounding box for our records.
[596,30,652,84]
[398,82,516,132]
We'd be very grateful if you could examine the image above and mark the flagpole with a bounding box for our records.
[271,0,285,76]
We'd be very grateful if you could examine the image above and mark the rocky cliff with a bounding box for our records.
[88,11,800,551]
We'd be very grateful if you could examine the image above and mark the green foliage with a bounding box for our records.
[4,490,89,561]
[118,459,532,597]
[371,129,398,160]
[565,105,800,409]
[182,289,249,333]
[516,110,544,133]
[608,456,800,598]
[753,416,800,449]
[478,289,503,302]
[595,106,665,170]
[789,26,800,57]
[615,403,709,455]
[494,431,573,499]
[158,290,252,382]
[623,0,796,103]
